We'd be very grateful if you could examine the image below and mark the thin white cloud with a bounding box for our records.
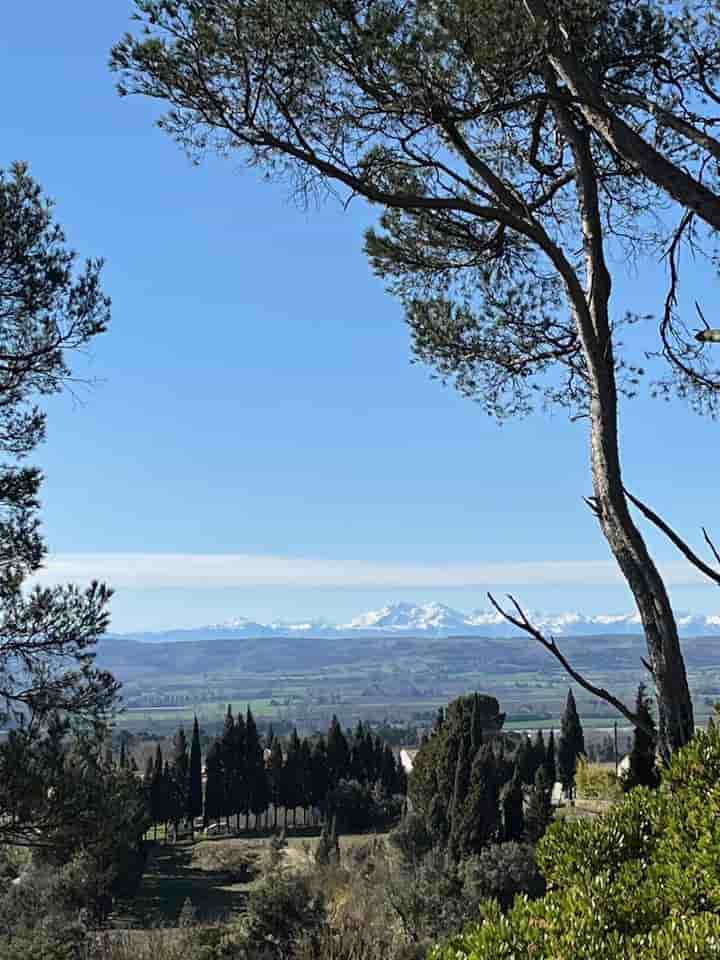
[29,553,713,590]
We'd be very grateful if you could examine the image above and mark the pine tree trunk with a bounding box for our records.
[544,110,695,757]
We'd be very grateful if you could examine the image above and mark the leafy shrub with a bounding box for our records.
[388,813,434,864]
[460,842,545,911]
[431,720,720,959]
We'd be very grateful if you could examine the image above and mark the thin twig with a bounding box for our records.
[487,592,655,737]
[624,488,720,586]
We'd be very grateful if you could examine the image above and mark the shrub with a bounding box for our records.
[388,813,434,864]
[431,720,720,959]
[460,842,545,912]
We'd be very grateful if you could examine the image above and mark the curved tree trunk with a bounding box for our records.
[544,104,695,755]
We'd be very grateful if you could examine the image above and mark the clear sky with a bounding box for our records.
[2,3,719,632]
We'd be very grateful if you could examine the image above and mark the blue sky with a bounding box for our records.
[2,3,719,631]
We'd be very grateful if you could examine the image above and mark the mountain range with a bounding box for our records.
[113,601,720,642]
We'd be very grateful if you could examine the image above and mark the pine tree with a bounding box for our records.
[501,766,525,842]
[558,689,585,799]
[544,730,557,787]
[525,767,553,843]
[189,716,203,829]
[625,683,660,791]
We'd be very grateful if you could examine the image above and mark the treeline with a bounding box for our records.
[144,708,407,836]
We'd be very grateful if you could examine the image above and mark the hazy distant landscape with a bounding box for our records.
[99,602,720,738]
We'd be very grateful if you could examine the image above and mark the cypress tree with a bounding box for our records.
[232,711,247,830]
[558,689,585,798]
[544,730,557,786]
[282,727,302,826]
[470,692,484,756]
[380,744,398,796]
[310,738,330,819]
[220,705,236,828]
[245,706,268,829]
[189,716,203,829]
[268,739,284,828]
[299,738,313,824]
[624,683,660,791]
[449,733,472,857]
[172,726,190,827]
[327,715,350,785]
[119,741,127,769]
[532,730,546,779]
[501,766,525,842]
[525,766,553,842]
[203,740,223,827]
[361,729,375,783]
[454,744,500,858]
[150,744,164,838]
[373,736,384,786]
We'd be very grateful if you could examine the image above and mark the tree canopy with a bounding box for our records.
[111,1,720,753]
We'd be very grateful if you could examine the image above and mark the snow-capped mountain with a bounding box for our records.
[117,602,720,642]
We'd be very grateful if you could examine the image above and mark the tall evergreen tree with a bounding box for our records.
[245,706,267,829]
[326,715,350,785]
[558,690,585,799]
[172,725,190,826]
[501,766,525,842]
[380,744,398,797]
[624,683,660,791]
[119,741,127,770]
[268,738,284,828]
[281,727,303,827]
[310,738,330,818]
[544,730,557,787]
[449,733,472,858]
[470,692,484,756]
[454,744,500,858]
[150,744,164,835]
[203,740,223,827]
[299,738,313,823]
[189,716,203,828]
[525,767,553,843]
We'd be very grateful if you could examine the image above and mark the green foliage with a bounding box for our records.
[389,812,434,865]
[524,767,553,844]
[432,717,720,959]
[557,689,585,797]
[460,843,545,912]
[624,683,660,791]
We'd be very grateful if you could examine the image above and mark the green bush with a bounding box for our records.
[431,721,720,959]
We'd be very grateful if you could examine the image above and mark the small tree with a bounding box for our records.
[525,767,553,844]
[558,690,585,800]
[188,716,203,832]
[624,683,660,791]
[501,767,525,843]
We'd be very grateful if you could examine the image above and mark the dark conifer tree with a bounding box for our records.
[203,740,223,827]
[470,692,484,756]
[189,716,203,829]
[150,744,164,837]
[119,741,127,770]
[172,725,190,827]
[501,766,525,842]
[525,766,553,843]
[267,739,284,828]
[326,715,350,786]
[232,711,247,830]
[558,689,585,799]
[544,730,557,786]
[380,744,398,796]
[266,723,275,748]
[282,727,303,826]
[299,738,313,823]
[454,744,500,858]
[220,705,236,828]
[449,733,472,858]
[245,706,267,829]
[361,729,375,784]
[373,735,384,785]
[532,730,546,779]
[310,738,330,818]
[624,683,660,791]
[433,707,445,732]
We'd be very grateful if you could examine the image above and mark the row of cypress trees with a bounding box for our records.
[145,710,407,835]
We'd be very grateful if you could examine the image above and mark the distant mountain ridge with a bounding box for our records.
[112,601,720,642]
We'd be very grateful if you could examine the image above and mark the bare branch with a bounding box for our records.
[624,488,720,587]
[487,592,655,737]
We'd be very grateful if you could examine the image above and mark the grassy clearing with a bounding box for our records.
[118,830,389,930]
